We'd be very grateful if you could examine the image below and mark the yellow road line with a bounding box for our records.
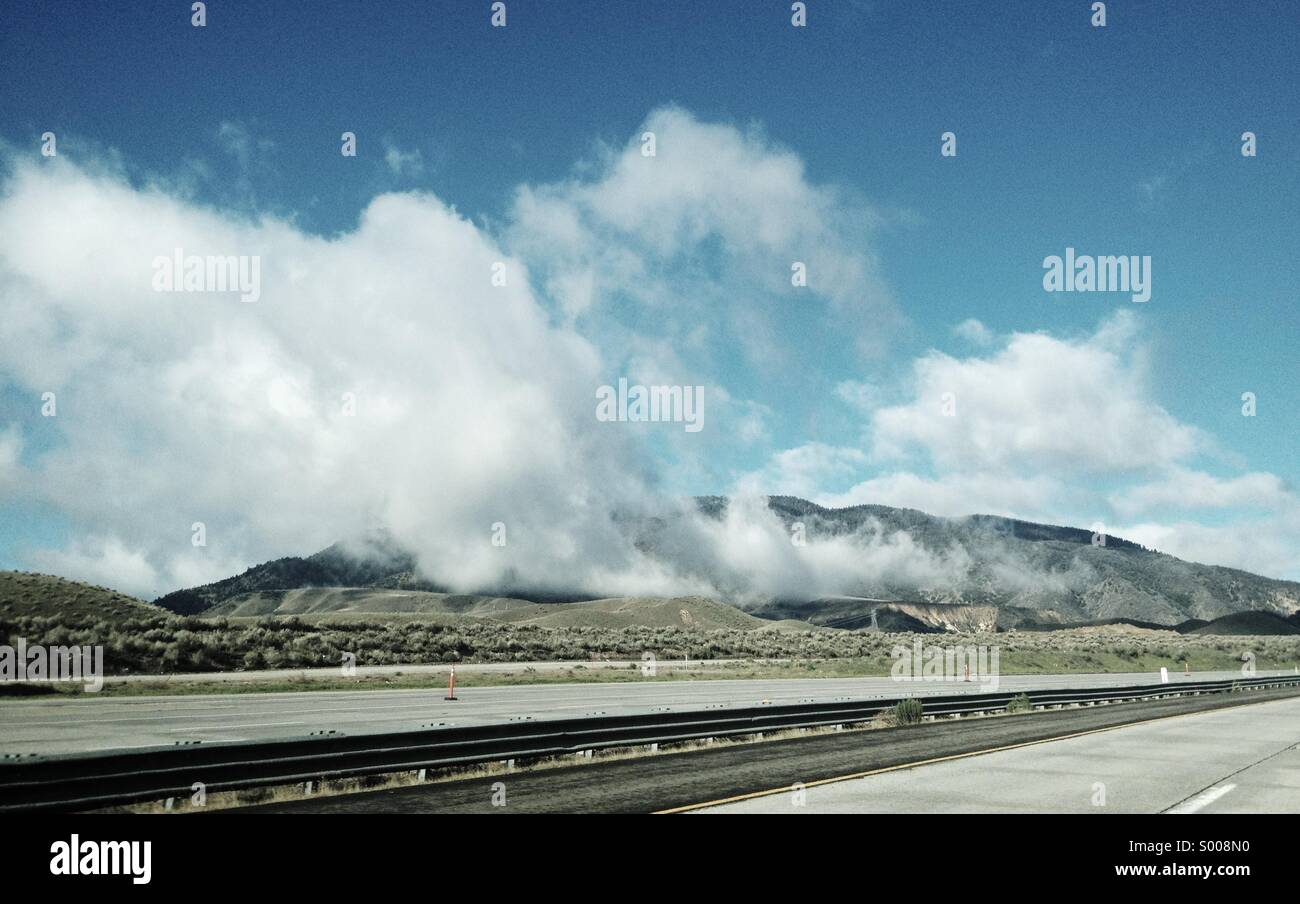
[655,692,1294,814]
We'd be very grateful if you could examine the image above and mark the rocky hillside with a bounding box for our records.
[749,497,1300,624]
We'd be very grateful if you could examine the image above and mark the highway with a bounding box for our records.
[0,668,1283,756]
[247,684,1300,814]
[695,693,1300,814]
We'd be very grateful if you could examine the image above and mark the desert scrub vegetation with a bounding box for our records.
[1006,693,1033,714]
[2,612,1299,678]
[873,696,924,728]
[893,697,924,725]
[0,612,893,675]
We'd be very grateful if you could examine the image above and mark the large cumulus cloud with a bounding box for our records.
[0,109,910,599]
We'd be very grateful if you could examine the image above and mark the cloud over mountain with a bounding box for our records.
[1,108,1296,603]
[0,110,902,599]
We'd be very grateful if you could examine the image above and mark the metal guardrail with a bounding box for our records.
[2,674,1297,813]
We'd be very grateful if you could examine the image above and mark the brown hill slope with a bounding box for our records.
[0,571,160,623]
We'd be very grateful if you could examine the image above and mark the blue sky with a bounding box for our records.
[0,1,1297,594]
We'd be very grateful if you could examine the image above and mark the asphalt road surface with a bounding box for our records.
[0,669,1282,756]
[247,683,1300,814]
[698,692,1300,814]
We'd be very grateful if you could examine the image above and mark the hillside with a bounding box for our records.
[155,533,420,614]
[749,497,1300,624]
[1185,611,1300,636]
[205,587,779,632]
[752,598,996,633]
[498,596,772,631]
[0,571,161,623]
[205,587,537,619]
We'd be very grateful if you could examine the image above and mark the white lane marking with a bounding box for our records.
[1167,783,1238,814]
[165,721,305,732]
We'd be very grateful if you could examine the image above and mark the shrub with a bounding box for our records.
[1007,693,1032,714]
[892,697,924,725]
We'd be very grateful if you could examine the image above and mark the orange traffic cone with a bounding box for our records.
[445,664,458,701]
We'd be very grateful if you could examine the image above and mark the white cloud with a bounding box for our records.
[1118,512,1300,581]
[0,425,22,496]
[215,120,276,189]
[0,154,666,597]
[216,121,255,164]
[736,314,1300,579]
[382,139,424,178]
[734,442,869,499]
[871,312,1201,473]
[1108,470,1300,577]
[952,318,994,346]
[3,110,1295,600]
[1111,467,1291,518]
[507,106,901,359]
[817,470,1071,521]
[834,379,883,412]
[634,493,974,603]
[30,536,169,599]
[0,110,901,600]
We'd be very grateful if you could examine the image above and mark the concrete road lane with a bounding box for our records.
[0,668,1284,756]
[697,693,1300,813]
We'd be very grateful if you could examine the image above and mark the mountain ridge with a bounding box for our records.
[153,496,1300,625]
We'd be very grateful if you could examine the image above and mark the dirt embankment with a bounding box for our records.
[884,602,998,632]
